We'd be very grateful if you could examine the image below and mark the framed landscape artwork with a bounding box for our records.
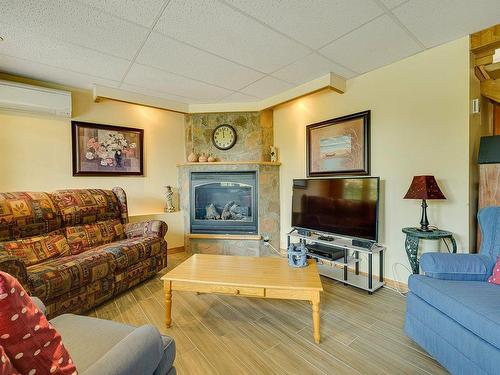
[306,111,370,177]
[72,121,144,176]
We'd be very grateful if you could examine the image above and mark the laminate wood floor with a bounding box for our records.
[88,253,448,375]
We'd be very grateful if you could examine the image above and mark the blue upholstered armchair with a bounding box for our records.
[405,206,500,375]
[420,206,499,281]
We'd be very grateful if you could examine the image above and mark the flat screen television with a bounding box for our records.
[292,177,379,241]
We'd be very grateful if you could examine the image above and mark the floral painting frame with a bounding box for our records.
[72,121,144,176]
[306,111,370,177]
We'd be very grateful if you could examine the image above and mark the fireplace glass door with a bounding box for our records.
[190,172,258,234]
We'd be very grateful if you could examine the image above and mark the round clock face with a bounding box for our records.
[212,124,237,150]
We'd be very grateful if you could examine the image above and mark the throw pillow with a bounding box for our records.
[488,257,500,285]
[0,272,77,375]
[64,219,124,255]
[1,230,69,266]
[0,345,20,375]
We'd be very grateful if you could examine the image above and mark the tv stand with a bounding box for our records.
[287,228,386,293]
[317,235,335,241]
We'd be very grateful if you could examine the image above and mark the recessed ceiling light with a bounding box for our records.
[0,36,3,42]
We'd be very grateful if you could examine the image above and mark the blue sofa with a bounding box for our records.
[405,206,500,375]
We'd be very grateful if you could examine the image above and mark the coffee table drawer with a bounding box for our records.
[172,281,265,297]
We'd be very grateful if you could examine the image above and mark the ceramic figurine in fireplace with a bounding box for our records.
[164,185,175,212]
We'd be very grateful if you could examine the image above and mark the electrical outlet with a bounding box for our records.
[471,98,480,114]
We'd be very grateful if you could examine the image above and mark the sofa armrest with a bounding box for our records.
[81,325,164,375]
[0,252,30,292]
[124,220,168,239]
[420,252,496,281]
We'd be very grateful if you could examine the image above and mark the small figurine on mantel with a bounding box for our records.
[164,185,175,212]
[270,146,278,162]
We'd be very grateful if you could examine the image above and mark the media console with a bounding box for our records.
[287,228,386,294]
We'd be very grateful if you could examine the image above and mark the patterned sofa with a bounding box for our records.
[0,187,167,318]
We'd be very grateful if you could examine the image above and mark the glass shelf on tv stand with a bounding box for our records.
[287,228,386,294]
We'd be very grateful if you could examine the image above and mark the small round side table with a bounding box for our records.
[402,227,457,274]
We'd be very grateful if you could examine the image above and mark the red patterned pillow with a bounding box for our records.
[0,272,77,375]
[488,257,500,285]
[0,345,20,374]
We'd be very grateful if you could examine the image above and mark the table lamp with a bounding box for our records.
[404,175,446,232]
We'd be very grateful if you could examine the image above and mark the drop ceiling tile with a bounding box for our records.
[239,76,293,99]
[319,15,422,74]
[124,63,232,101]
[379,0,407,9]
[226,0,383,49]
[0,22,130,81]
[392,0,500,48]
[119,83,199,103]
[154,0,310,73]
[79,0,166,27]
[136,32,264,91]
[272,53,357,85]
[0,54,120,89]
[0,0,148,59]
[219,92,259,103]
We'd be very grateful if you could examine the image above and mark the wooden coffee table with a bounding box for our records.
[161,254,324,343]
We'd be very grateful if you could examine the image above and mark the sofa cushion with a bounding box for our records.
[65,219,125,255]
[50,189,121,226]
[94,236,165,270]
[0,272,77,375]
[0,192,61,241]
[409,275,500,349]
[1,230,70,266]
[28,250,115,300]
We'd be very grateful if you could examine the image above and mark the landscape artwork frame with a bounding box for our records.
[306,111,370,177]
[72,121,144,176]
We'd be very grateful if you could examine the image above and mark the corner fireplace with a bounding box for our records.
[190,171,258,234]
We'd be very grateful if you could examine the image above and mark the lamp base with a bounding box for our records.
[419,199,432,232]
[417,227,435,232]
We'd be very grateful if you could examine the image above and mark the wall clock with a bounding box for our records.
[212,124,237,150]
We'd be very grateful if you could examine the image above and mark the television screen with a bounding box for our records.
[292,177,379,241]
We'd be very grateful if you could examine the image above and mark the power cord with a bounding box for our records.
[262,235,286,257]
[385,262,411,297]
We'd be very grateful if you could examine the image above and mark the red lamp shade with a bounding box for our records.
[404,175,446,200]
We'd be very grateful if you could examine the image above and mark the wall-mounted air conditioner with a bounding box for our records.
[0,79,72,117]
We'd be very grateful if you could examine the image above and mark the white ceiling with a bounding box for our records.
[1,0,499,105]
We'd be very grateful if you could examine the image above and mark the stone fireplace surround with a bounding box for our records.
[179,109,279,256]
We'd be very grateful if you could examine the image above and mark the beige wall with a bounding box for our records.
[0,76,185,248]
[274,37,470,282]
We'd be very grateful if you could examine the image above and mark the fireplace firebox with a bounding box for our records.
[190,171,258,234]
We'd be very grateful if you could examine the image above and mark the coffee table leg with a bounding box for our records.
[164,281,172,328]
[312,295,320,344]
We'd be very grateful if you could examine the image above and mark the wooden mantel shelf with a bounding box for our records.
[177,161,281,167]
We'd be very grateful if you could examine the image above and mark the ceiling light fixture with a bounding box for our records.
[0,36,4,42]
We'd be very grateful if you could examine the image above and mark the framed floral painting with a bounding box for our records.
[306,111,370,177]
[72,121,144,176]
